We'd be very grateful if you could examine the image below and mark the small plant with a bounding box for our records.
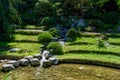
[47,42,63,55]
[38,32,52,44]
[96,38,105,49]
[49,28,60,38]
[97,34,109,49]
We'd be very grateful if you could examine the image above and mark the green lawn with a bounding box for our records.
[15,34,38,41]
[0,42,41,56]
[55,53,120,64]
[64,44,120,53]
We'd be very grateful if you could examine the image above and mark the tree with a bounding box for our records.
[0,0,20,41]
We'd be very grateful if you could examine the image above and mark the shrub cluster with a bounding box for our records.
[49,28,60,38]
[38,32,52,44]
[47,42,63,55]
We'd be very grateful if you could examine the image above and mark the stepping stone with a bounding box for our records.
[33,54,42,60]
[7,60,19,68]
[30,58,40,66]
[9,48,20,52]
[24,56,33,62]
[19,59,29,66]
[42,60,52,68]
[49,58,59,65]
[2,64,15,72]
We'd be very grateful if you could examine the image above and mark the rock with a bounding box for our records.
[42,50,51,59]
[42,60,52,68]
[49,58,59,65]
[9,48,20,52]
[7,60,19,68]
[33,54,42,60]
[96,74,102,77]
[77,19,85,27]
[79,66,84,70]
[24,56,33,62]
[19,59,29,66]
[30,58,40,66]
[2,64,15,72]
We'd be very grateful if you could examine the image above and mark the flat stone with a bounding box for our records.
[30,58,40,66]
[9,48,20,52]
[19,59,29,66]
[79,66,84,70]
[2,64,15,72]
[33,54,42,60]
[7,60,19,68]
[49,58,59,65]
[42,60,52,68]
[24,56,33,62]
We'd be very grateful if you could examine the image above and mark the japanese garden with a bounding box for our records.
[0,0,120,80]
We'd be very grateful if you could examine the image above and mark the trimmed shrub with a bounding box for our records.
[49,28,60,38]
[47,42,63,55]
[38,32,52,44]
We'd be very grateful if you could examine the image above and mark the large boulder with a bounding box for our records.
[30,58,40,66]
[42,60,52,68]
[2,64,15,72]
[19,59,29,66]
[24,56,33,62]
[7,60,19,68]
[49,58,59,65]
[33,54,42,60]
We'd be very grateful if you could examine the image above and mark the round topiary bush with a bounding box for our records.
[38,32,52,44]
[47,42,63,55]
[49,28,60,38]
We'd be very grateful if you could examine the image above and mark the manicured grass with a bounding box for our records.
[55,53,120,64]
[0,42,42,56]
[64,44,120,54]
[15,34,38,42]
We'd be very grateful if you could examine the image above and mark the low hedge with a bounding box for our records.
[59,59,120,69]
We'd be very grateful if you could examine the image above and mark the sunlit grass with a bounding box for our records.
[15,34,38,41]
[0,42,42,56]
[55,53,120,64]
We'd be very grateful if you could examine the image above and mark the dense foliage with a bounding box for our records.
[47,42,63,55]
[1,0,120,40]
[38,32,52,44]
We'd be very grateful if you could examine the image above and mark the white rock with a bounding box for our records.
[9,48,20,52]
[49,58,59,65]
[24,56,33,62]
[19,59,29,66]
[7,60,19,68]
[2,64,15,72]
[79,66,84,70]
[30,58,40,66]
